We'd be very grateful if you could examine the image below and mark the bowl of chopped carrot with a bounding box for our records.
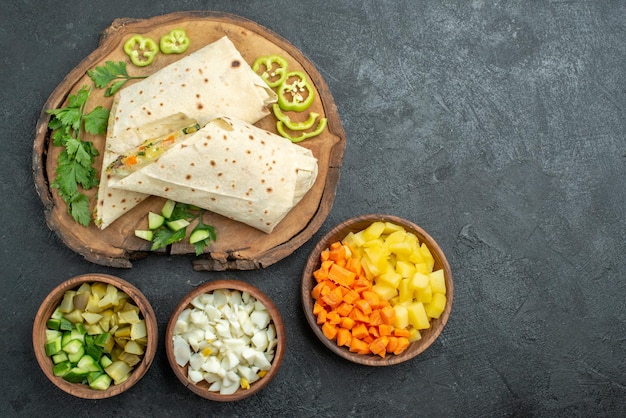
[301,214,453,366]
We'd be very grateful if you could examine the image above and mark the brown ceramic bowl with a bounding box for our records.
[301,214,453,366]
[33,273,158,398]
[165,279,286,401]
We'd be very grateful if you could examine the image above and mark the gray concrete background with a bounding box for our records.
[2,1,625,416]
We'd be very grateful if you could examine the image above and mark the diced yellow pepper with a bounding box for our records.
[429,269,446,294]
[425,293,447,319]
[393,305,409,329]
[407,302,430,330]
[363,221,386,241]
[410,272,430,290]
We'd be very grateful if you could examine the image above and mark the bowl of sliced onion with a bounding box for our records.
[165,279,286,401]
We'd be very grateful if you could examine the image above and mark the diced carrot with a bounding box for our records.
[345,257,363,276]
[320,249,330,261]
[368,326,380,338]
[316,309,327,325]
[368,310,383,326]
[336,302,353,317]
[392,336,410,355]
[342,289,360,305]
[386,336,399,354]
[322,322,338,340]
[328,263,356,287]
[313,269,328,283]
[348,307,370,324]
[339,316,355,330]
[321,286,343,308]
[326,310,341,325]
[369,336,390,358]
[353,278,372,293]
[393,328,411,338]
[124,154,138,166]
[351,323,369,340]
[313,301,325,315]
[380,305,396,325]
[361,290,383,310]
[362,334,374,344]
[378,323,393,337]
[349,337,370,354]
[336,328,352,347]
[311,281,328,300]
[354,299,372,315]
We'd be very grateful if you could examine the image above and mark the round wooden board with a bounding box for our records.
[33,11,346,270]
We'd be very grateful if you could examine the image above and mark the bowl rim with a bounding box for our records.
[301,213,453,366]
[164,279,286,401]
[32,273,158,399]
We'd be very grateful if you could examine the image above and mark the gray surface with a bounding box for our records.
[2,1,625,416]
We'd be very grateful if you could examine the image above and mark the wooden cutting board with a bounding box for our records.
[32,11,345,270]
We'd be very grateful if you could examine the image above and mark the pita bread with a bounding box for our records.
[111,116,318,233]
[95,36,276,228]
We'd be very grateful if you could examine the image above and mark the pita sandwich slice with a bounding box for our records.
[111,116,319,234]
[95,36,276,229]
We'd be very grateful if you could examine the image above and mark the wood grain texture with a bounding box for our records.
[32,11,346,270]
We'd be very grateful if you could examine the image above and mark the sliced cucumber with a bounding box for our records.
[99,354,113,369]
[46,318,62,330]
[63,367,90,384]
[51,351,69,364]
[89,373,112,391]
[148,212,165,230]
[63,339,86,363]
[45,337,62,356]
[77,354,102,372]
[45,329,62,343]
[166,219,190,231]
[189,229,211,244]
[59,317,73,331]
[161,199,176,219]
[52,361,72,377]
[134,229,153,241]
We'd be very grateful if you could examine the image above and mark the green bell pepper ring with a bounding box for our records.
[277,71,315,112]
[276,117,327,143]
[123,35,159,67]
[272,104,320,131]
[160,29,190,54]
[252,55,289,88]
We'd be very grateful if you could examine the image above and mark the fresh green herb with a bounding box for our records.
[87,61,148,97]
[135,200,217,256]
[47,85,109,226]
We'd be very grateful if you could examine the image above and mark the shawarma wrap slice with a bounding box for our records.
[111,116,319,233]
[95,36,276,229]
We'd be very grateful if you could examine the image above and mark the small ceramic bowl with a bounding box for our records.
[165,279,286,401]
[32,273,158,399]
[301,214,453,366]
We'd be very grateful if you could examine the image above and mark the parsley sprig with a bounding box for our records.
[150,203,217,255]
[47,85,109,226]
[87,61,148,97]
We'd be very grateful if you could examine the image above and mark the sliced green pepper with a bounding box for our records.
[159,29,190,54]
[123,35,159,67]
[272,104,320,131]
[276,117,327,143]
[252,55,289,88]
[277,71,315,112]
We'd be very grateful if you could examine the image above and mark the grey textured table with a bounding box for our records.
[2,1,625,416]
